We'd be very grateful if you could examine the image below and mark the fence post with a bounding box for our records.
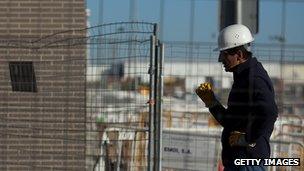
[154,42,164,171]
[148,34,156,171]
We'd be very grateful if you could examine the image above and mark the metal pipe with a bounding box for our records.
[129,0,138,22]
[155,43,164,171]
[159,0,165,40]
[153,37,159,171]
[148,35,156,171]
[98,0,104,24]
[236,0,242,24]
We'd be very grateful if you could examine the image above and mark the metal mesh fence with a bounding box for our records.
[1,20,303,171]
[0,22,160,171]
[161,42,304,171]
[86,22,158,171]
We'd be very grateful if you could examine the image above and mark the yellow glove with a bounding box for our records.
[195,82,215,107]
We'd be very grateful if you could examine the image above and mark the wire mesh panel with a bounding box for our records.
[0,21,161,171]
[161,42,224,171]
[270,140,303,171]
[85,22,157,171]
[161,42,304,171]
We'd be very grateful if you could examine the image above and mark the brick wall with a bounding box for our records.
[0,0,86,170]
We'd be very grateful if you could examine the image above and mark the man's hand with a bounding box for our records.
[229,131,247,147]
[229,131,256,147]
[195,82,216,107]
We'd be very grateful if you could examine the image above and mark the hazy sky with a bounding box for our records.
[87,0,304,45]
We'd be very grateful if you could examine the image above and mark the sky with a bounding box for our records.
[86,0,304,45]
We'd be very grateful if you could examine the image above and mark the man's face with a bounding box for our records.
[218,50,239,72]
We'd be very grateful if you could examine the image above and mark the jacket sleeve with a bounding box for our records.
[208,100,231,127]
[248,76,278,142]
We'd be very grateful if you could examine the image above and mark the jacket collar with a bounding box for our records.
[232,57,257,79]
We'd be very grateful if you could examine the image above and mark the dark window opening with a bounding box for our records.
[9,61,37,92]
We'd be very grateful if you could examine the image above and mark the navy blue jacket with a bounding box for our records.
[209,57,278,166]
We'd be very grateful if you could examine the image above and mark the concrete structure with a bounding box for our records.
[0,1,87,170]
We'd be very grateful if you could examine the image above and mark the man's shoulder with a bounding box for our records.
[252,59,270,78]
[253,72,274,91]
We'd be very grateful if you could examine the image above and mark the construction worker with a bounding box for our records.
[196,24,278,171]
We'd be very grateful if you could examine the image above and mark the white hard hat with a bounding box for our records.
[214,24,254,51]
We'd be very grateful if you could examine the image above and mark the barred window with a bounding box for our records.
[9,61,37,92]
